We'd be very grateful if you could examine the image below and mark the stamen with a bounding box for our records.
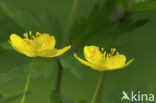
[103,51,106,56]
[29,31,32,36]
[103,51,107,60]
[23,33,28,39]
[110,48,116,56]
[101,48,104,52]
[116,52,119,55]
[32,35,35,39]
[36,32,41,37]
[106,53,109,60]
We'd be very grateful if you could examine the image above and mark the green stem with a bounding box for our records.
[55,0,79,94]
[90,71,105,103]
[21,58,36,103]
[56,57,63,94]
[64,0,79,44]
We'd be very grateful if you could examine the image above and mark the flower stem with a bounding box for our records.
[21,57,36,103]
[56,57,63,94]
[90,71,105,103]
[55,0,79,94]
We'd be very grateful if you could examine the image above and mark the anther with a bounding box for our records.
[103,51,106,57]
[29,31,32,36]
[111,48,116,55]
[36,32,40,37]
[23,33,28,38]
[101,48,104,52]
[116,52,119,55]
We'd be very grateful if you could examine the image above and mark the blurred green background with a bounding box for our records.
[0,0,156,103]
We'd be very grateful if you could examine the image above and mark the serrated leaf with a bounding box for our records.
[37,2,64,47]
[112,19,149,37]
[0,14,23,43]
[132,0,156,14]
[0,2,42,31]
[104,92,118,103]
[0,58,57,88]
[0,92,23,103]
[116,0,129,13]
[60,54,86,78]
[62,96,73,103]
[33,58,58,78]
[68,0,116,48]
[0,2,63,48]
[67,0,151,50]
[83,19,149,48]
[0,63,29,88]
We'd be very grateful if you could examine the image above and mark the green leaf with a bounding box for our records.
[80,19,149,48]
[33,58,58,78]
[0,2,64,48]
[60,54,86,78]
[37,2,64,47]
[0,63,29,88]
[67,0,151,50]
[0,41,12,50]
[0,58,57,88]
[0,2,42,31]
[116,0,129,13]
[111,19,149,37]
[50,90,74,103]
[0,14,23,43]
[132,0,156,14]
[0,92,23,103]
[62,96,73,103]
[68,0,116,48]
[104,92,118,103]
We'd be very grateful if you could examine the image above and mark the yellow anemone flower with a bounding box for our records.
[74,46,134,71]
[9,31,71,57]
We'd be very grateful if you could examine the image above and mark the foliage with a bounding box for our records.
[0,0,155,102]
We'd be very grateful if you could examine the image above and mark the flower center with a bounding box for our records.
[22,31,44,51]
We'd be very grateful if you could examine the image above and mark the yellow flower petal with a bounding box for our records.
[120,58,134,69]
[9,40,23,54]
[74,53,92,67]
[104,54,126,70]
[90,65,108,71]
[74,53,108,71]
[84,46,102,64]
[50,36,56,49]
[51,46,71,57]
[37,49,57,57]
[10,34,35,57]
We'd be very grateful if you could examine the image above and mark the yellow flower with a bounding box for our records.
[74,46,134,71]
[9,31,71,57]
